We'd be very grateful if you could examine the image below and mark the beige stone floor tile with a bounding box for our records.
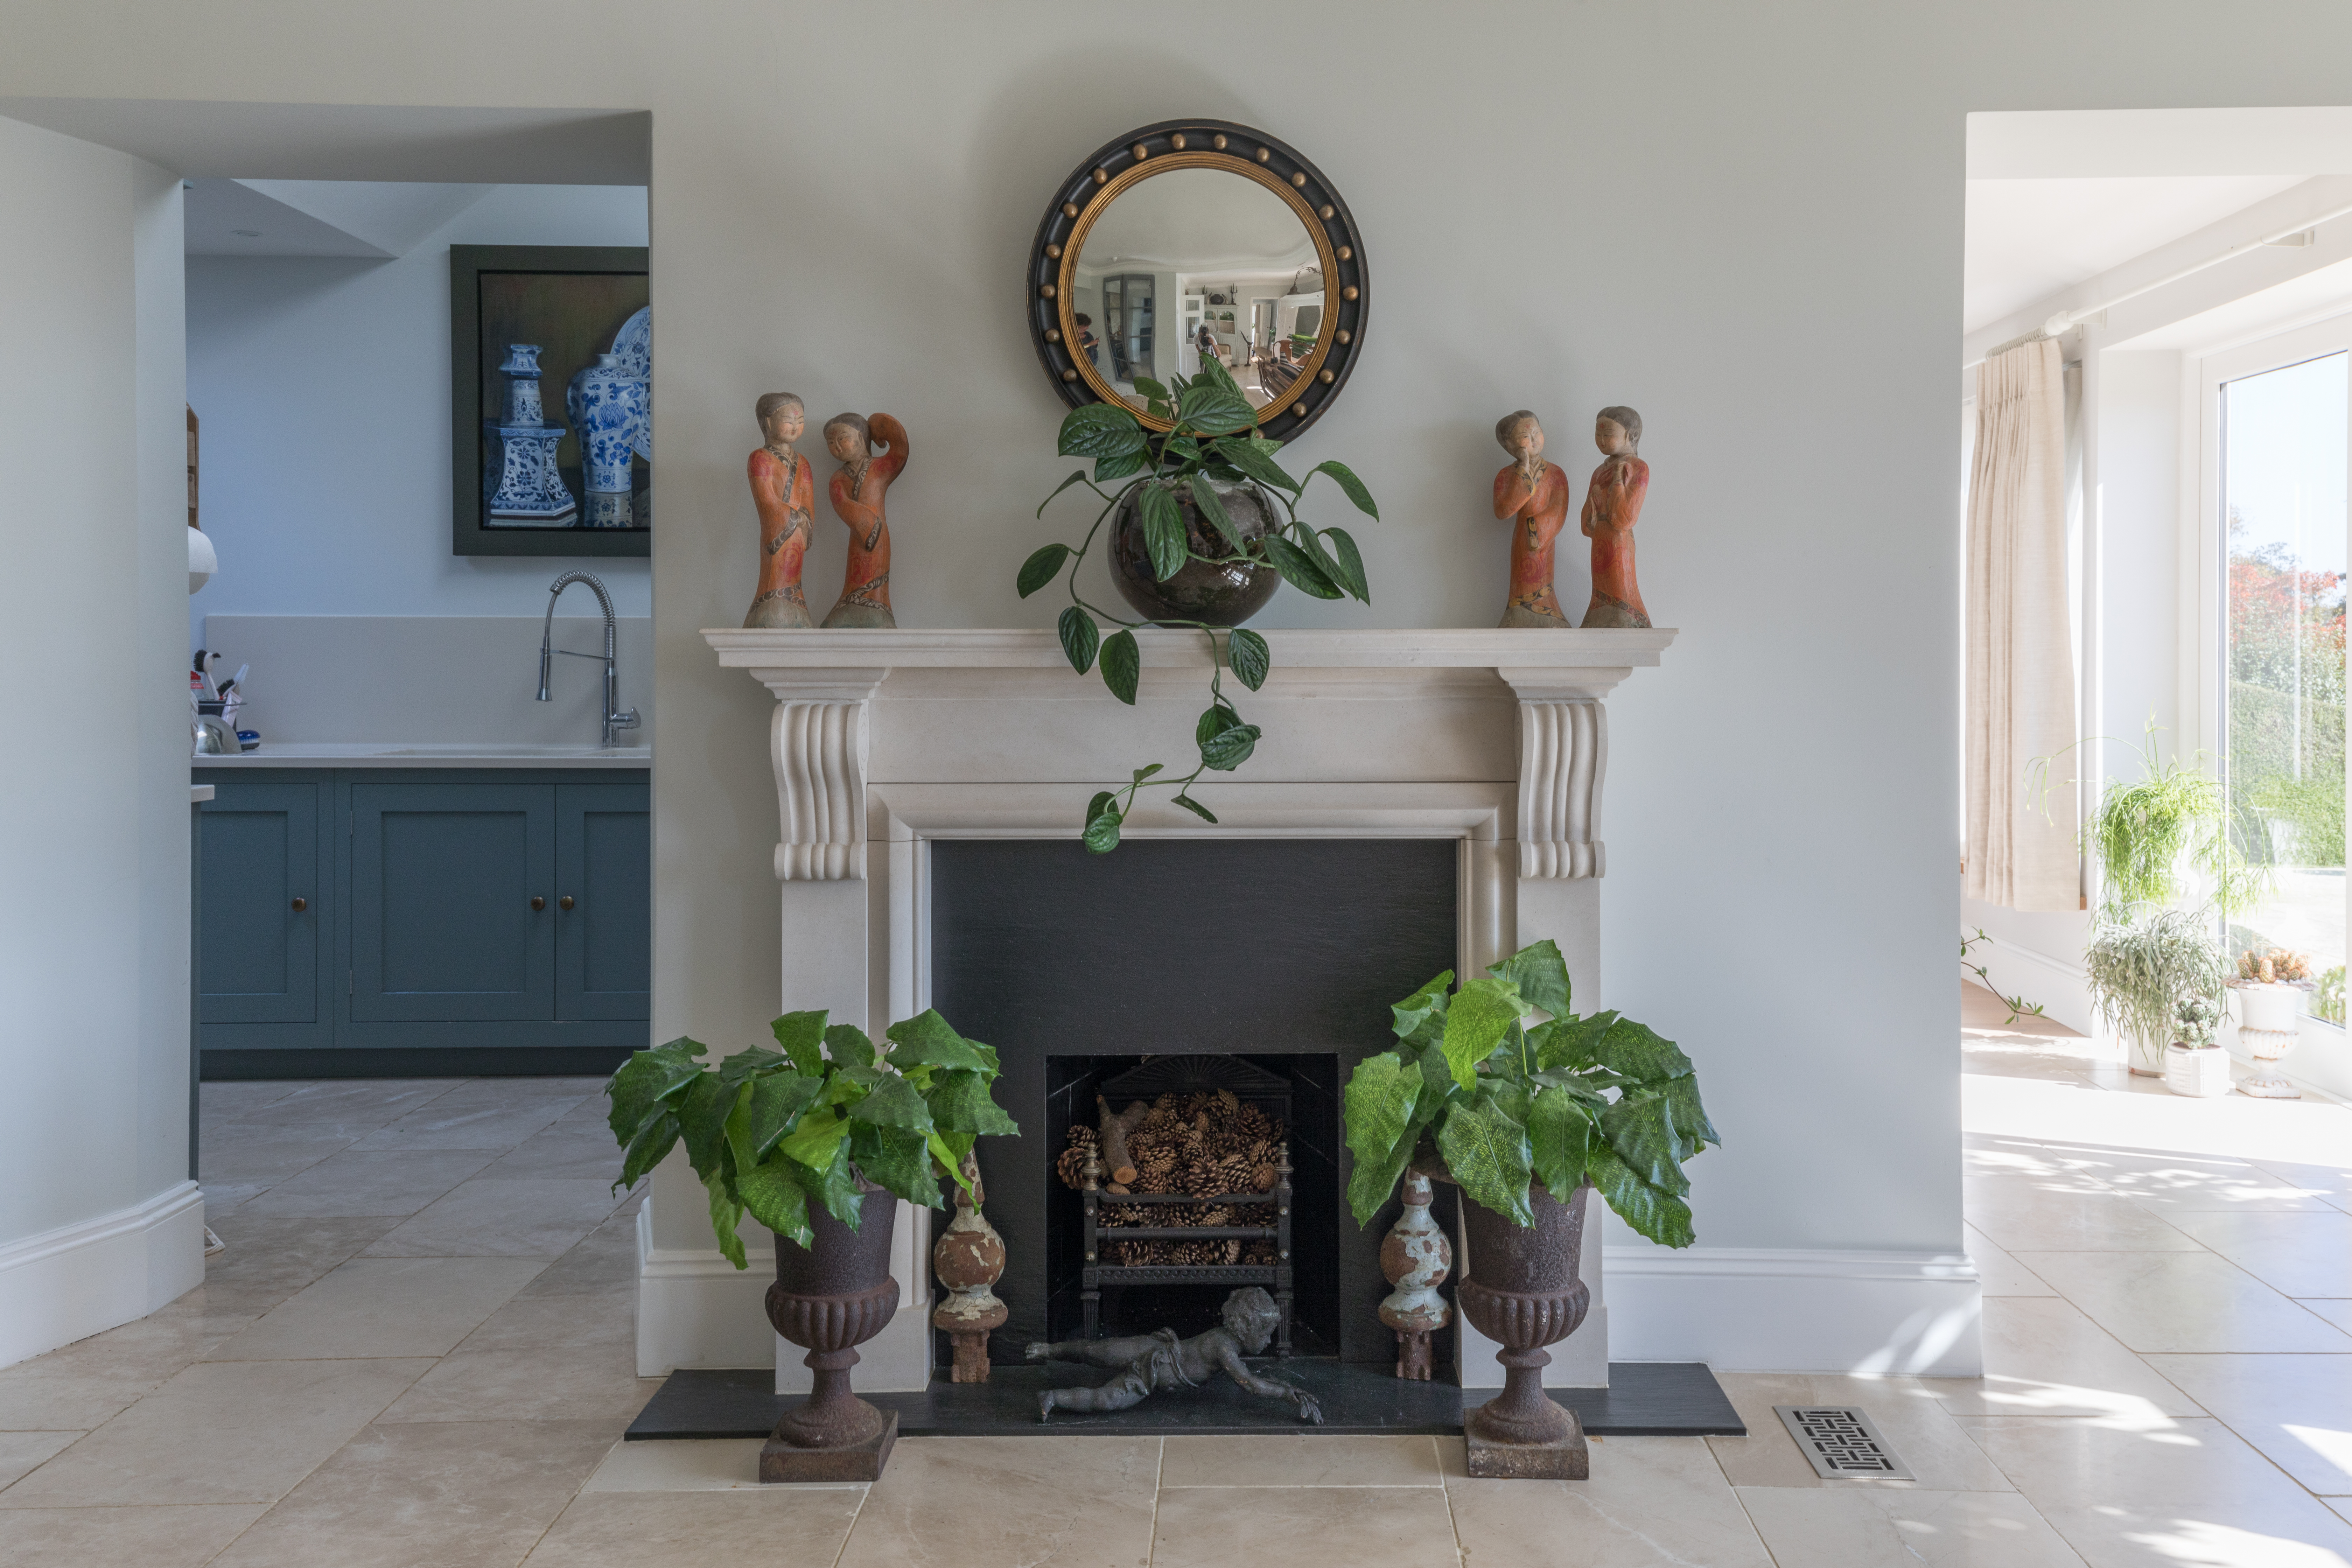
[2142,1353,2352,1495]
[1153,1482,1458,1568]
[2164,1209,2352,1297]
[522,1489,864,1567]
[209,1418,617,1568]
[0,1357,432,1507]
[1959,1413,2352,1567]
[555,1092,619,1127]
[2333,1498,2352,1529]
[578,1437,778,1491]
[516,1218,639,1300]
[2249,1157,2352,1214]
[200,1080,310,1120]
[2049,1145,2338,1213]
[1963,1177,2205,1253]
[836,1434,1157,1568]
[2015,1249,2352,1353]
[0,1309,252,1431]
[1442,1434,1775,1567]
[0,1430,77,1488]
[435,1075,607,1102]
[1160,1433,1442,1486]
[1967,1223,2057,1296]
[205,1255,546,1360]
[1926,1298,2203,1418]
[350,1098,574,1152]
[477,1122,628,1182]
[362,1177,623,1256]
[2303,1299,2352,1334]
[1708,1373,2014,1490]
[450,1287,633,1355]
[169,1213,404,1318]
[0,1502,267,1568]
[1734,1486,2086,1567]
[233,1148,497,1219]
[196,1181,268,1214]
[377,1344,660,1425]
[1965,1050,2106,1084]
[196,1125,358,1184]
[226,1080,461,1136]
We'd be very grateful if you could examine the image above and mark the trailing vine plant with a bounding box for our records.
[1018,356,1378,851]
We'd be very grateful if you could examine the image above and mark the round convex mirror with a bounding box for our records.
[1027,120,1366,439]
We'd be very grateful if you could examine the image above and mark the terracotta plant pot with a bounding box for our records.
[760,1182,900,1481]
[1108,476,1282,626]
[1457,1180,1591,1476]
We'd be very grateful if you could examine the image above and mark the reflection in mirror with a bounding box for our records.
[1073,167,1322,418]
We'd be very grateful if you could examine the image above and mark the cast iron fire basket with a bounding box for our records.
[1078,1055,1295,1356]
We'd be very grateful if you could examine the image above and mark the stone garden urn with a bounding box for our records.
[760,1180,900,1482]
[1457,1180,1591,1479]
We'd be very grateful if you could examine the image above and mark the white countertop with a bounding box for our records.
[194,742,651,770]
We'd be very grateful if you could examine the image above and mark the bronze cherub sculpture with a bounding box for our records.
[1026,1287,1323,1423]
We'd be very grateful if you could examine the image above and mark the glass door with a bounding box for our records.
[2218,349,2348,1003]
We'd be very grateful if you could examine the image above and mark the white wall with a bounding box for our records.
[22,0,2352,1372]
[185,182,650,648]
[0,114,203,1365]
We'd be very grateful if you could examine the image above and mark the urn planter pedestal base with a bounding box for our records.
[1465,1400,1589,1479]
[760,1409,898,1483]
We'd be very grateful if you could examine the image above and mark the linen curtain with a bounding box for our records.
[1965,337,2079,911]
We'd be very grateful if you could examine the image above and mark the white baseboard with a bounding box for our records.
[1602,1246,1982,1376]
[634,1206,775,1378]
[0,1181,206,1370]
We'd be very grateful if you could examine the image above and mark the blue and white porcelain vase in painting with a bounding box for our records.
[487,344,576,524]
[567,352,646,528]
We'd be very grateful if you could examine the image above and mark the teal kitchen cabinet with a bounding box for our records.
[196,769,648,1076]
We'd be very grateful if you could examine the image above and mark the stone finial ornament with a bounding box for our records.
[744,393,815,629]
[930,1153,1008,1382]
[1493,410,1572,628]
[821,411,907,629]
[1378,1169,1452,1379]
[1579,405,1651,629]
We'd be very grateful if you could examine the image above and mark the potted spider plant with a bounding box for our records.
[2083,909,2228,1079]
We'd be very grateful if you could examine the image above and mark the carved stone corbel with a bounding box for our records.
[1497,667,1622,881]
[757,670,888,881]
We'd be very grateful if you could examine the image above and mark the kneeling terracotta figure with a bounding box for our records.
[1026,1287,1322,1423]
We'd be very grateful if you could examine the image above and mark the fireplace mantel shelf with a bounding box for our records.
[705,625,1675,677]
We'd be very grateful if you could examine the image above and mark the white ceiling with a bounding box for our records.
[1963,175,2306,332]
[184,179,493,257]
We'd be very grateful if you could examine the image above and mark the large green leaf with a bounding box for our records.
[736,1154,813,1249]
[676,1074,739,1184]
[884,1010,992,1073]
[1197,719,1261,772]
[804,1137,867,1231]
[1529,1011,1615,1072]
[605,1037,705,1144]
[1016,541,1071,598]
[1391,971,1454,1051]
[1188,473,1246,555]
[1058,402,1146,459]
[705,1175,748,1269]
[1176,380,1254,434]
[1210,436,1300,493]
[725,1070,824,1172]
[1082,800,1122,853]
[777,1106,850,1171]
[930,1129,975,1197]
[1171,793,1218,824]
[1587,1143,1694,1248]
[1095,450,1147,484]
[1308,459,1379,518]
[851,1122,942,1209]
[824,1023,876,1069]
[1488,939,1572,1020]
[1526,1085,1593,1205]
[769,1011,827,1076]
[1658,1072,1722,1157]
[1321,526,1369,603]
[613,1105,680,1195]
[926,1069,1020,1136]
[1099,629,1140,705]
[1139,484,1188,581]
[715,1045,790,1093]
[1586,1017,1695,1086]
[1225,628,1270,692]
[1033,469,1088,518]
[848,1072,933,1134]
[1440,976,1525,1091]
[1436,1091,1534,1226]
[1057,606,1100,675]
[1260,534,1342,598]
[1601,1088,1691,1197]
[1341,1052,1421,1224]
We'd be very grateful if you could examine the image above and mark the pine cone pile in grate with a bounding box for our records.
[1055,1125,1099,1191]
[1071,1087,1286,1264]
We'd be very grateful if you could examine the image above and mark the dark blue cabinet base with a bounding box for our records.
[197,767,650,1079]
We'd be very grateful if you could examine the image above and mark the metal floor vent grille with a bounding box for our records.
[1773,1406,1914,1480]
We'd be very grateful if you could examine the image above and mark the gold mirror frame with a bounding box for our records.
[1027,120,1367,440]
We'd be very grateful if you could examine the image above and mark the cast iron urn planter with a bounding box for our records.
[760,1181,901,1482]
[1457,1178,1592,1479]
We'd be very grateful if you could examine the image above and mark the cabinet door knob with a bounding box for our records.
[558,895,575,911]
[290,897,307,912]
[530,896,546,911]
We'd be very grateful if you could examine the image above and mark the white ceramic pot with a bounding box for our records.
[2230,981,2306,1100]
[2164,1042,2233,1098]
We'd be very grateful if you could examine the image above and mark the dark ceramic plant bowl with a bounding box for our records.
[1109,477,1282,627]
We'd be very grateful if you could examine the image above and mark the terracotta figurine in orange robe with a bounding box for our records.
[1492,410,1572,628]
[821,411,906,629]
[1579,405,1651,629]
[742,393,815,629]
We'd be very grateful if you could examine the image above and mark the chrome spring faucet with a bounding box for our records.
[536,570,641,748]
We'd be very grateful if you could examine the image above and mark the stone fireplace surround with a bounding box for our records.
[648,625,1676,1394]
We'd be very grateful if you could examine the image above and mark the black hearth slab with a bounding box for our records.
[626,1361,1745,1441]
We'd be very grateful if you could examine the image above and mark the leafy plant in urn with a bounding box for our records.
[1342,939,1716,1477]
[605,1008,1016,1480]
[1019,355,1378,850]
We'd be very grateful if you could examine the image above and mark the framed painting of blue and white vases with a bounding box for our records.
[450,244,650,558]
